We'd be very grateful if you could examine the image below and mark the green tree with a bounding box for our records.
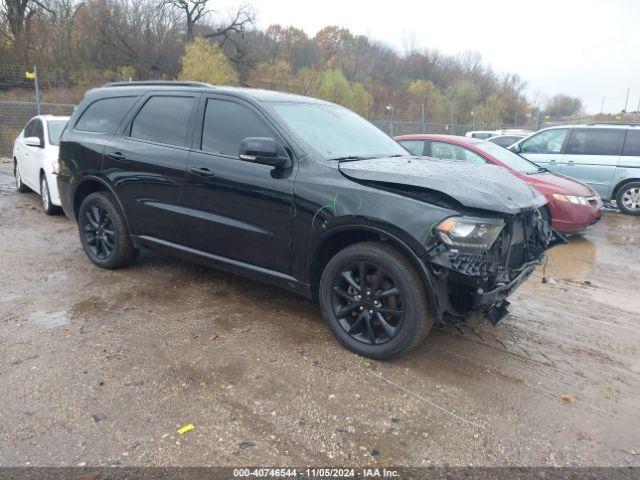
[406,79,445,122]
[316,68,352,105]
[445,80,481,124]
[178,37,237,85]
[350,82,372,117]
[248,60,293,91]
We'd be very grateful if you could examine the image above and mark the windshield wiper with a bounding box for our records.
[330,154,407,162]
[330,155,369,162]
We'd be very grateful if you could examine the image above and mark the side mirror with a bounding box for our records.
[25,136,43,148]
[239,137,288,168]
[510,143,521,153]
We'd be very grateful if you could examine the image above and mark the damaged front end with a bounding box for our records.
[426,209,553,325]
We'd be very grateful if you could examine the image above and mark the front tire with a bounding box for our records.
[78,192,138,268]
[40,174,60,215]
[319,242,433,359]
[14,161,29,193]
[616,182,640,216]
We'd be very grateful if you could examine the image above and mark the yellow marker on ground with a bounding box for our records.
[177,424,195,435]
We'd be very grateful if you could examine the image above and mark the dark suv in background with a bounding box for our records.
[58,81,553,359]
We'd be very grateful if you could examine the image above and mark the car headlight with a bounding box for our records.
[552,193,589,205]
[435,216,505,251]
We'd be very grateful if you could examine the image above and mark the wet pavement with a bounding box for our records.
[0,162,639,467]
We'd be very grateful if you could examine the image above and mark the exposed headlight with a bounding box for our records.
[552,193,589,205]
[435,216,505,251]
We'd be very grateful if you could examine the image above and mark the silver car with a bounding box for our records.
[511,124,640,215]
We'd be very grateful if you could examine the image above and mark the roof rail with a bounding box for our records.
[103,81,213,88]
[588,121,640,127]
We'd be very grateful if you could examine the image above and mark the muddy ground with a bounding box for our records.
[0,162,639,467]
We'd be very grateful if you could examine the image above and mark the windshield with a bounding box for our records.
[475,141,540,174]
[269,101,407,160]
[47,120,67,145]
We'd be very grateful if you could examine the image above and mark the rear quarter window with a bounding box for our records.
[622,130,640,156]
[75,96,137,133]
[566,129,625,155]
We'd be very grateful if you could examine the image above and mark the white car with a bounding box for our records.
[13,115,69,214]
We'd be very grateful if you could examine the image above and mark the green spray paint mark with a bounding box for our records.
[312,194,340,232]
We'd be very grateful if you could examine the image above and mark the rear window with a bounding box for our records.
[47,120,67,145]
[622,130,640,156]
[130,96,195,147]
[75,96,137,133]
[565,129,625,155]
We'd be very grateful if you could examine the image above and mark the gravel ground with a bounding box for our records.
[0,162,639,467]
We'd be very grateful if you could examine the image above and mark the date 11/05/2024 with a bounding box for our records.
[233,467,400,477]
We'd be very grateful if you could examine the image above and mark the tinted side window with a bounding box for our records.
[76,96,137,133]
[566,129,625,155]
[23,119,36,138]
[430,141,486,164]
[399,140,424,155]
[33,119,44,145]
[202,99,272,156]
[520,128,568,154]
[622,130,640,156]
[130,96,194,147]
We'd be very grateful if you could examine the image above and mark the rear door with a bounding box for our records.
[22,119,46,188]
[519,128,570,173]
[560,128,624,197]
[104,93,198,245]
[185,94,295,273]
[15,119,36,188]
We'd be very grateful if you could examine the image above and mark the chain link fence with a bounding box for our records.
[371,120,506,137]
[0,101,76,160]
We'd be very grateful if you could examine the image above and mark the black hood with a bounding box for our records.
[338,156,547,214]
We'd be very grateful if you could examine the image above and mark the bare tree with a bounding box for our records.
[163,0,252,43]
[1,0,54,61]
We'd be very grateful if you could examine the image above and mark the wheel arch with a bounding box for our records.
[612,177,640,201]
[307,225,440,317]
[72,176,133,234]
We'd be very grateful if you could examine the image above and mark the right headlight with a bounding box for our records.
[435,216,505,251]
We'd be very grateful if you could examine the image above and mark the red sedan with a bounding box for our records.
[395,134,603,234]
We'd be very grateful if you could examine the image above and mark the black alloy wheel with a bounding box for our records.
[332,261,404,345]
[320,242,433,359]
[83,204,116,259]
[78,191,138,268]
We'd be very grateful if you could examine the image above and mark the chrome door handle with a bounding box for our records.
[566,160,574,165]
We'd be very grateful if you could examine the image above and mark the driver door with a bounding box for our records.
[185,95,295,273]
[518,128,570,173]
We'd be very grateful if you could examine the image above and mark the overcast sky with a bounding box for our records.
[216,0,639,114]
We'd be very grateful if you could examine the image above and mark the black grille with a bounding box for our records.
[505,218,527,269]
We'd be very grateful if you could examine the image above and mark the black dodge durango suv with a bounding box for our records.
[58,81,552,359]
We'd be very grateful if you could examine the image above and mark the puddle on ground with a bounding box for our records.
[25,310,69,329]
[0,292,22,302]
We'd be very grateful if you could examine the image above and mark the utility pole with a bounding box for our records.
[600,96,605,114]
[421,103,425,133]
[623,88,630,112]
[34,66,41,116]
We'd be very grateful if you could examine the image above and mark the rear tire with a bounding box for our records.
[319,241,433,359]
[40,174,60,215]
[78,191,138,268]
[14,161,29,193]
[616,181,640,216]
